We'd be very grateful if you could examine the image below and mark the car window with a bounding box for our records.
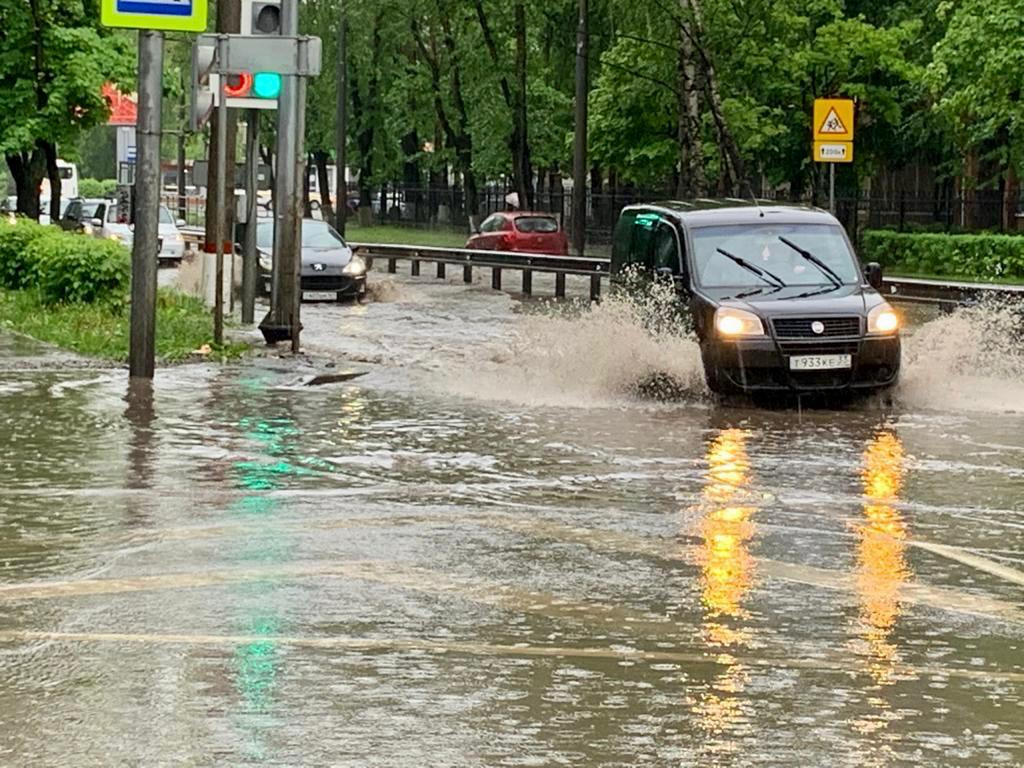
[107,206,120,223]
[691,223,860,287]
[515,216,558,234]
[652,223,682,274]
[63,201,81,221]
[480,215,503,233]
[159,206,174,225]
[302,220,346,248]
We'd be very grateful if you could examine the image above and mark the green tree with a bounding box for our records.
[0,0,132,219]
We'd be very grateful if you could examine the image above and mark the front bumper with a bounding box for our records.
[704,334,901,392]
[300,272,366,296]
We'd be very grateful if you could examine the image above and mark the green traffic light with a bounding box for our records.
[252,72,282,99]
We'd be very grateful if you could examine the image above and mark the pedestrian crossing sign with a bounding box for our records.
[101,0,207,31]
[813,99,855,142]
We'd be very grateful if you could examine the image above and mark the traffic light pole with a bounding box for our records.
[213,34,229,347]
[129,30,165,380]
[259,0,303,349]
[241,109,259,324]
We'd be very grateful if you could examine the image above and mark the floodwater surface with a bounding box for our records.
[1,271,1023,766]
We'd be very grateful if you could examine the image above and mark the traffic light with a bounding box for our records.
[190,39,216,131]
[220,71,283,105]
[242,0,282,36]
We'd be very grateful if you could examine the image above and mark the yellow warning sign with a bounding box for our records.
[813,99,855,143]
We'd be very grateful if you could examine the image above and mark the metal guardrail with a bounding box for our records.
[351,242,608,299]
[182,228,1024,306]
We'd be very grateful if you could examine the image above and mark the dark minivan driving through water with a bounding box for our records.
[610,200,901,395]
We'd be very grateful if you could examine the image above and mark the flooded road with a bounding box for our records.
[1,271,1023,766]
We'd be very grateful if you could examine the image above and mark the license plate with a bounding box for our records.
[304,291,337,301]
[789,354,852,371]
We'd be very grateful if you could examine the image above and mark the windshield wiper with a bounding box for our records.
[792,284,843,299]
[732,285,785,300]
[715,247,787,288]
[778,236,843,288]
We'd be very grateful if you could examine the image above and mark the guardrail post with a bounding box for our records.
[522,269,532,296]
[463,264,473,283]
[411,254,421,276]
[387,258,397,274]
[589,274,601,302]
[492,268,502,291]
[437,261,446,279]
[555,273,566,298]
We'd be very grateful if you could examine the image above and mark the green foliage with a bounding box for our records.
[28,234,130,305]
[0,219,56,289]
[861,230,1024,281]
[0,287,246,362]
[78,178,118,199]
[0,218,129,304]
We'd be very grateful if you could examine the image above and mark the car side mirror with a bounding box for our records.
[864,262,884,291]
[176,218,186,227]
[90,218,102,228]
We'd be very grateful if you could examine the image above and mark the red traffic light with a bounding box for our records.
[223,72,254,98]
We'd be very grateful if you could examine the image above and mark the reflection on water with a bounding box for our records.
[849,430,911,758]
[854,430,909,682]
[692,428,758,752]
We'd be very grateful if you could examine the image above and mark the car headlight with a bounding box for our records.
[342,255,367,276]
[81,223,94,236]
[107,233,122,242]
[867,303,899,335]
[715,306,765,338]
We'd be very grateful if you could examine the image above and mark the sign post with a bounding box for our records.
[812,98,855,215]
[102,0,208,381]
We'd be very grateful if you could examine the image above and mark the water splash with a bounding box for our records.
[897,303,1024,413]
[437,279,708,406]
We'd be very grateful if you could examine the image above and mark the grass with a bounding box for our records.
[0,288,247,362]
[344,223,470,249]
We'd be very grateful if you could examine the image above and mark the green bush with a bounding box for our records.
[0,218,55,289]
[27,233,130,305]
[861,230,1024,281]
[78,178,118,199]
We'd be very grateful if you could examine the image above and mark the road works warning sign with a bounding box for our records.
[813,99,855,143]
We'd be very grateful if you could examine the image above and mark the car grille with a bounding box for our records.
[772,317,861,339]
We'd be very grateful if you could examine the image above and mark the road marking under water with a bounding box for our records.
[0,629,1021,685]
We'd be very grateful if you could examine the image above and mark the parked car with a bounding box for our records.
[92,203,186,261]
[610,200,901,396]
[59,198,108,236]
[257,218,367,302]
[466,212,569,255]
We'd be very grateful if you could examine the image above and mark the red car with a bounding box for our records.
[466,212,569,255]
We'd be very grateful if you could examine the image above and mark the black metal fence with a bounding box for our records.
[170,182,1021,247]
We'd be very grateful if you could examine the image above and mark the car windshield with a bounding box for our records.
[691,223,859,288]
[256,220,347,250]
[159,206,174,225]
[515,216,558,233]
[81,202,102,219]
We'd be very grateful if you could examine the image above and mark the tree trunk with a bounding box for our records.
[7,147,47,220]
[474,0,532,208]
[1003,166,1019,232]
[303,154,313,218]
[313,150,335,224]
[42,141,62,222]
[676,21,705,198]
[400,130,421,222]
[513,0,533,209]
[681,0,749,197]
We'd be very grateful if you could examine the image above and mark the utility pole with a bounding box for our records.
[177,69,187,222]
[213,35,229,347]
[259,0,303,350]
[571,0,589,257]
[129,30,165,380]
[242,109,259,324]
[334,11,348,235]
